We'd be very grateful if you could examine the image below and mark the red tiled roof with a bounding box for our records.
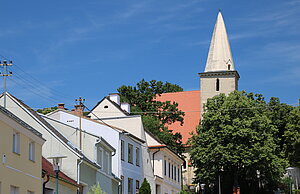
[42,157,79,186]
[155,90,201,144]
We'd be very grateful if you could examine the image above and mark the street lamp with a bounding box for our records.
[200,184,205,194]
[286,167,295,194]
[48,155,67,194]
[256,170,261,190]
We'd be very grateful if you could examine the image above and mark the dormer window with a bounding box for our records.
[216,79,220,91]
[228,64,231,70]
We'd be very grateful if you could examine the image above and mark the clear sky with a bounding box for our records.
[0,0,299,110]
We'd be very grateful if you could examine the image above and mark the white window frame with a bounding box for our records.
[97,147,103,169]
[13,132,20,154]
[29,141,35,161]
[121,140,125,161]
[136,147,140,166]
[128,143,133,164]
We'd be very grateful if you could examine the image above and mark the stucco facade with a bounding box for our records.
[0,106,45,194]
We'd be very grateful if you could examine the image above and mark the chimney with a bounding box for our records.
[109,93,120,105]
[73,104,84,116]
[121,103,130,114]
[57,103,65,109]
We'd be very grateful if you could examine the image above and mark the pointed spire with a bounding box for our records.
[204,11,235,72]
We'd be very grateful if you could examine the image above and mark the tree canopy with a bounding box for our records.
[117,79,185,154]
[190,91,290,193]
[139,178,151,194]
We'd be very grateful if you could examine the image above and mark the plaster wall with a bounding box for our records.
[200,74,237,114]
[0,119,43,194]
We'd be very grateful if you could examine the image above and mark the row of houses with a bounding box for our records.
[0,92,184,194]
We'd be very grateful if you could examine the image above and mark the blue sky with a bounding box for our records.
[0,0,299,110]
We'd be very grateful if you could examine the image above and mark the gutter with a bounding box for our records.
[77,159,83,194]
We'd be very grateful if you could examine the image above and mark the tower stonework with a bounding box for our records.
[199,11,240,115]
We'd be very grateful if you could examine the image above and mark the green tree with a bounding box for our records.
[283,104,300,167]
[37,106,58,115]
[87,184,106,194]
[190,91,288,193]
[118,79,185,154]
[139,178,151,194]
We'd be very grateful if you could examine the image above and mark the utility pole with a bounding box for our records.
[75,97,85,150]
[0,60,13,108]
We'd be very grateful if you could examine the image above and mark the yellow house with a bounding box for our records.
[0,106,45,194]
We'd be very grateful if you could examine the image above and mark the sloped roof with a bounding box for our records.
[155,90,201,144]
[42,157,79,187]
[205,11,235,72]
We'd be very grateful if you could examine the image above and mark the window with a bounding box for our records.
[168,162,171,178]
[171,164,174,179]
[183,160,186,169]
[136,180,140,193]
[178,168,180,182]
[105,152,110,174]
[104,105,108,108]
[128,143,133,164]
[13,132,20,154]
[121,140,124,161]
[103,151,110,174]
[216,79,220,91]
[136,147,140,166]
[174,166,176,181]
[128,178,133,194]
[228,64,231,70]
[120,176,124,194]
[29,142,35,161]
[97,148,103,168]
[164,160,167,176]
[10,185,19,194]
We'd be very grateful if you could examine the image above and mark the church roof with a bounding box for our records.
[205,11,235,72]
[155,90,200,144]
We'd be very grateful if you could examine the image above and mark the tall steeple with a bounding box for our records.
[199,11,239,115]
[205,11,234,72]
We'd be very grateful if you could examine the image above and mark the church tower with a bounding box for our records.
[199,11,240,114]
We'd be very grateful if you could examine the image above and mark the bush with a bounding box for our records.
[87,184,106,194]
[139,178,151,194]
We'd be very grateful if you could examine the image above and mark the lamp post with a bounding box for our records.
[256,170,261,190]
[48,155,67,194]
[200,184,205,194]
[286,167,295,194]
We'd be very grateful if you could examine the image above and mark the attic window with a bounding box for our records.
[104,105,108,109]
[228,64,231,70]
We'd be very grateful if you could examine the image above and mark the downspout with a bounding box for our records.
[42,173,50,194]
[77,158,83,194]
[152,148,160,173]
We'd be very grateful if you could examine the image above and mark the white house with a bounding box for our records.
[88,93,183,194]
[47,105,144,194]
[42,115,119,194]
[0,92,102,194]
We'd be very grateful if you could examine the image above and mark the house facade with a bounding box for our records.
[88,93,185,193]
[42,115,119,194]
[47,106,144,194]
[146,131,184,194]
[0,106,45,194]
[0,93,101,194]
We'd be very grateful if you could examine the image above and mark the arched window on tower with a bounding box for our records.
[228,64,231,70]
[216,79,220,91]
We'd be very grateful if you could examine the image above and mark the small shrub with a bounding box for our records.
[139,178,151,194]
